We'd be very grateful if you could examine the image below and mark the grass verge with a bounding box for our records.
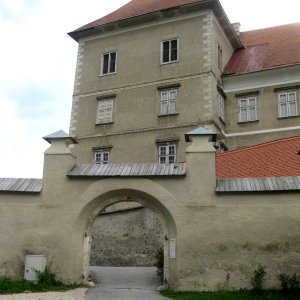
[161,290,300,299]
[0,276,79,295]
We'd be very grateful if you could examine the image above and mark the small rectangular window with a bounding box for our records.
[96,98,114,124]
[238,97,258,123]
[94,151,110,164]
[278,91,297,118]
[219,93,225,121]
[218,45,223,70]
[161,39,179,64]
[160,89,178,115]
[100,51,117,75]
[158,143,177,164]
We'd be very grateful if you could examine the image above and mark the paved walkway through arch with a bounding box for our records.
[85,266,168,300]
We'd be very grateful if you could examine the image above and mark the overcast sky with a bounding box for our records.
[0,0,299,178]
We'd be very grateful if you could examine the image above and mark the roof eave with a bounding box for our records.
[69,0,243,49]
[222,62,300,78]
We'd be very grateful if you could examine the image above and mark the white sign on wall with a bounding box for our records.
[170,238,176,258]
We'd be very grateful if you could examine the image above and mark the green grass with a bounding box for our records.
[161,290,300,300]
[0,276,79,295]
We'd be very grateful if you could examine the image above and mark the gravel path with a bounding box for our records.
[85,267,168,300]
[0,288,87,300]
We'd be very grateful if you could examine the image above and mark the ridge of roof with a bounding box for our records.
[217,136,300,157]
[241,22,300,35]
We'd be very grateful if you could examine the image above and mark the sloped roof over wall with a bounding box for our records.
[224,23,300,75]
[68,162,186,177]
[0,178,42,193]
[216,176,300,192]
[216,136,300,179]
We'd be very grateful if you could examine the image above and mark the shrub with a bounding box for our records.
[34,267,60,286]
[155,248,164,282]
[250,264,266,291]
[155,248,164,271]
[279,273,300,292]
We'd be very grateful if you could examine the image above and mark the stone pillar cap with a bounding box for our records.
[185,127,220,142]
[43,130,77,144]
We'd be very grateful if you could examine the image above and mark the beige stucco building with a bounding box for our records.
[0,0,300,292]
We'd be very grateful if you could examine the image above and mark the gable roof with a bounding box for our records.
[224,23,300,76]
[216,136,300,178]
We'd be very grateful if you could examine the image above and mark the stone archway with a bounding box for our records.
[73,178,178,289]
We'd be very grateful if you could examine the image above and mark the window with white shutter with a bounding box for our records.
[96,98,114,124]
[160,89,177,115]
[278,91,297,118]
[238,97,258,122]
[219,93,225,121]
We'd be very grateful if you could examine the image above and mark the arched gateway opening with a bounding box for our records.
[74,179,177,289]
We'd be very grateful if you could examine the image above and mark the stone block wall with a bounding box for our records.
[90,205,164,266]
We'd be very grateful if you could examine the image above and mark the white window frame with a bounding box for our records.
[277,91,298,118]
[238,97,258,123]
[96,98,114,124]
[160,89,178,115]
[219,93,225,121]
[160,39,179,64]
[158,143,177,164]
[100,51,117,76]
[94,150,110,164]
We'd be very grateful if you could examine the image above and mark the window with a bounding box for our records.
[238,97,258,122]
[96,98,114,124]
[218,45,223,70]
[100,51,117,75]
[94,151,110,164]
[278,91,297,118]
[219,93,225,121]
[161,39,179,64]
[158,143,176,164]
[160,89,177,115]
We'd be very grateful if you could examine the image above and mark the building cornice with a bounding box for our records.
[223,125,300,138]
[223,65,300,93]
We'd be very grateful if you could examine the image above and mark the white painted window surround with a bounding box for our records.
[100,51,117,75]
[238,97,258,123]
[96,98,114,124]
[158,143,176,164]
[277,91,297,118]
[160,89,177,115]
[94,151,110,164]
[161,39,179,64]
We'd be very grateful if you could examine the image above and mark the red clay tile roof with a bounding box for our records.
[224,23,300,76]
[75,0,202,32]
[217,136,300,178]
